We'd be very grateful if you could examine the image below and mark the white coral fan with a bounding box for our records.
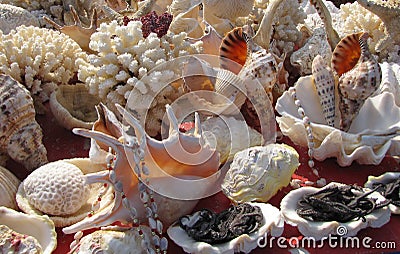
[0,26,88,102]
[78,20,202,136]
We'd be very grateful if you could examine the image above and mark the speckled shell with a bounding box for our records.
[280,182,391,241]
[311,55,336,127]
[0,4,40,34]
[0,166,20,210]
[0,74,47,171]
[221,144,299,203]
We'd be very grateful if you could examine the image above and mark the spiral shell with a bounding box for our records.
[0,166,20,210]
[0,74,47,171]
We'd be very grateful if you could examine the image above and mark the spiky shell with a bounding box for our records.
[311,55,336,127]
[0,166,20,210]
[0,74,47,171]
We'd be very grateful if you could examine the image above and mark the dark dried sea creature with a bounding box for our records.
[373,179,400,207]
[123,11,173,38]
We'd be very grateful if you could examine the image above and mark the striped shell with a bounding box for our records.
[0,166,20,210]
[0,74,47,171]
[311,55,336,127]
[336,32,381,131]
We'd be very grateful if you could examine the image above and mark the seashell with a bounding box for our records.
[202,0,254,22]
[275,62,400,166]
[187,23,223,55]
[62,103,221,234]
[0,4,40,34]
[311,55,336,127]
[0,166,20,210]
[49,84,101,130]
[0,206,57,254]
[0,74,48,171]
[16,158,114,227]
[337,32,381,131]
[221,144,299,203]
[168,1,203,38]
[220,27,248,75]
[0,224,43,253]
[364,172,400,215]
[280,182,391,241]
[167,202,284,254]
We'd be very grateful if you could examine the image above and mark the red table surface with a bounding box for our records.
[7,104,400,254]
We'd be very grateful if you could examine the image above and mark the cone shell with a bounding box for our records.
[0,74,47,171]
[311,55,336,127]
[0,166,20,210]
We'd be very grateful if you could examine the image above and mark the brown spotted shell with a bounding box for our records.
[0,74,47,170]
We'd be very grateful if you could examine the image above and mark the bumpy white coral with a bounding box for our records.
[0,0,62,11]
[0,26,88,102]
[78,20,202,136]
[23,161,90,216]
[0,4,40,34]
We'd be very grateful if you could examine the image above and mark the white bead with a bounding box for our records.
[297,108,305,116]
[160,237,168,250]
[146,207,153,218]
[114,181,123,193]
[140,191,149,203]
[149,217,157,230]
[152,235,161,246]
[305,181,314,186]
[142,164,150,175]
[308,142,315,148]
[295,100,301,106]
[308,159,315,168]
[308,149,314,157]
[312,168,319,177]
[156,220,163,234]
[316,178,327,187]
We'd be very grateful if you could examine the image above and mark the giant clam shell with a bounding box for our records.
[16,158,114,227]
[280,182,391,241]
[275,62,400,166]
[0,206,57,254]
[0,166,20,210]
[167,202,284,254]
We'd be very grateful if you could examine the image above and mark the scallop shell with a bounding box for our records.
[364,172,400,214]
[16,158,114,227]
[280,182,391,241]
[167,202,284,254]
[311,55,336,127]
[221,144,299,203]
[0,166,20,210]
[0,74,48,171]
[331,32,363,77]
[275,62,400,166]
[49,84,101,130]
[0,206,57,254]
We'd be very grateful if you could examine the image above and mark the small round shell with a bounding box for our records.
[221,144,299,203]
[0,166,20,210]
[280,182,391,241]
[0,206,57,254]
[167,202,284,254]
[49,84,100,130]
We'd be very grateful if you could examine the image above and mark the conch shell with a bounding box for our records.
[0,74,47,170]
[0,166,20,210]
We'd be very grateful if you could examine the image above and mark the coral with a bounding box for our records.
[0,26,88,103]
[77,20,202,136]
[0,0,62,12]
[0,4,40,34]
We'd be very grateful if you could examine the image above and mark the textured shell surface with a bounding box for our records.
[221,144,299,203]
[16,158,114,227]
[0,206,57,254]
[0,224,42,254]
[167,202,284,254]
[275,62,400,166]
[364,172,400,214]
[280,182,391,241]
[311,55,336,127]
[0,4,40,34]
[0,74,48,171]
[0,166,20,210]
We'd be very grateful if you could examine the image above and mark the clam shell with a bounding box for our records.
[364,172,400,214]
[275,62,400,166]
[0,74,47,171]
[49,84,100,130]
[167,202,284,254]
[0,206,57,254]
[280,182,391,241]
[0,166,20,210]
[16,158,114,227]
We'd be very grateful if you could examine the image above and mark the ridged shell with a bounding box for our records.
[221,144,299,203]
[49,84,100,130]
[331,32,364,76]
[0,166,20,210]
[311,55,336,127]
[337,32,381,131]
[0,74,47,171]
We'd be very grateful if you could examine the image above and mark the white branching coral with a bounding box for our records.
[78,20,202,136]
[0,26,88,102]
[0,0,62,11]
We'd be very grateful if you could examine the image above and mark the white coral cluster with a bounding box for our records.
[0,26,88,102]
[78,20,202,136]
[0,4,40,34]
[0,0,62,11]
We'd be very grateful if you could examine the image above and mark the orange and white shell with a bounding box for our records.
[0,74,47,171]
[0,166,20,210]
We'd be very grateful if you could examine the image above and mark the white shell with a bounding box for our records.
[364,172,400,214]
[167,202,284,254]
[221,144,299,203]
[280,182,391,241]
[0,166,20,210]
[0,206,57,254]
[275,62,400,166]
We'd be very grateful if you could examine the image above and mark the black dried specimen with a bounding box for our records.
[123,11,173,38]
